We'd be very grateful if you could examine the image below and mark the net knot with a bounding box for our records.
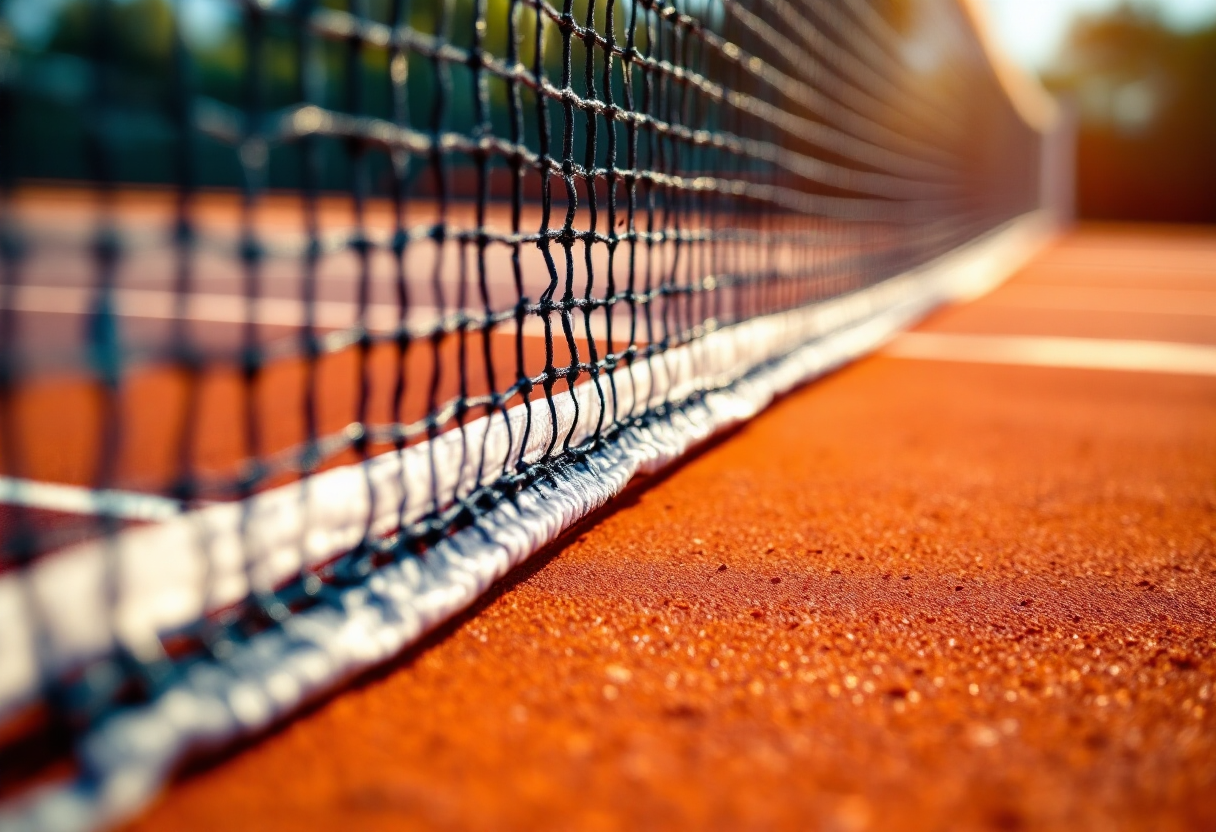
[238,461,266,495]
[239,236,263,264]
[348,234,371,255]
[241,345,263,378]
[0,223,25,261]
[346,422,368,454]
[172,218,195,247]
[302,331,323,360]
[305,236,323,261]
[92,227,122,265]
[391,228,409,255]
[86,292,124,388]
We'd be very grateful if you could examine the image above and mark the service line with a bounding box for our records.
[886,332,1216,376]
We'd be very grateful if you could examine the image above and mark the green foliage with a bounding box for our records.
[49,0,175,75]
[8,0,707,189]
[1042,5,1216,221]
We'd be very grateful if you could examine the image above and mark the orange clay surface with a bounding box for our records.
[117,225,1216,832]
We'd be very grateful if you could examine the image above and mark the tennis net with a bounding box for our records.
[0,0,1061,827]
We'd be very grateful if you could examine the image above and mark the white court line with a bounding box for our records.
[985,286,1216,317]
[0,476,182,521]
[0,285,630,341]
[2,284,443,332]
[1033,254,1216,270]
[886,332,1216,376]
[1032,261,1216,275]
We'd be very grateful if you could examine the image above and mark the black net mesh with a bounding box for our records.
[0,0,1044,785]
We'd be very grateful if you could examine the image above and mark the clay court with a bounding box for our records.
[2,0,1215,829]
[104,224,1213,831]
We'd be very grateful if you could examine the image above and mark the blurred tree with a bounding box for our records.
[49,0,174,75]
[1042,4,1216,223]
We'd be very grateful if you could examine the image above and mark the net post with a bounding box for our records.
[1041,98,1077,228]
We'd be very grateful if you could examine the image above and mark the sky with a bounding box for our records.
[982,0,1216,71]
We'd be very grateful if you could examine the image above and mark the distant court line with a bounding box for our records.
[0,476,183,520]
[1031,261,1216,274]
[885,333,1216,376]
[1,284,447,331]
[0,285,623,340]
[984,286,1216,317]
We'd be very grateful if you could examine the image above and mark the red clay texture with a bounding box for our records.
[121,227,1216,832]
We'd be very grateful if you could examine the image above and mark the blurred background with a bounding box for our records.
[2,0,1214,222]
[984,0,1216,224]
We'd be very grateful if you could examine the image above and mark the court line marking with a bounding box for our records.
[1026,256,1216,272]
[2,284,448,331]
[0,476,182,521]
[0,285,631,340]
[1016,275,1216,293]
[1031,261,1216,274]
[885,332,1216,376]
[983,286,1216,317]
